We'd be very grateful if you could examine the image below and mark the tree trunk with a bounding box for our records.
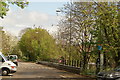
[83,53,88,72]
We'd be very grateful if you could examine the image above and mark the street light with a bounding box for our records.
[55,10,61,44]
[56,9,61,13]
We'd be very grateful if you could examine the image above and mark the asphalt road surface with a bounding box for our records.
[1,62,96,80]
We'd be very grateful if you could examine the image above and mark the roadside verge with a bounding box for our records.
[37,61,96,79]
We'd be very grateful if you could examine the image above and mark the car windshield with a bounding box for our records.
[1,54,8,61]
[9,56,17,60]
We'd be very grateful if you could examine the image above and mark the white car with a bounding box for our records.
[8,55,18,66]
[0,52,17,76]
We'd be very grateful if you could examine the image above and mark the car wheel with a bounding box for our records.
[2,69,9,76]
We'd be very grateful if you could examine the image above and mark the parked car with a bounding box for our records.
[8,55,18,66]
[0,52,17,76]
[97,66,120,80]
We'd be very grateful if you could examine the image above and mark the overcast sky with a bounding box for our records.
[0,1,68,37]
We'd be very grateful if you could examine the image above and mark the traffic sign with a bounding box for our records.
[98,46,102,50]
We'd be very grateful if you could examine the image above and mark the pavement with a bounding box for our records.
[0,62,96,80]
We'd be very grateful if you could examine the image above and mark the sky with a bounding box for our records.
[0,1,68,37]
[0,0,118,37]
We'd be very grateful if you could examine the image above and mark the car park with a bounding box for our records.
[8,55,18,66]
[97,66,120,80]
[0,52,17,76]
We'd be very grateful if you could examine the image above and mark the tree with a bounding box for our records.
[57,2,95,71]
[19,28,62,61]
[57,1,120,73]
[93,2,120,66]
[0,27,18,55]
[0,0,28,18]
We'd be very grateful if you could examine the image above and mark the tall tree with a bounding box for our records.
[0,27,18,55]
[19,28,61,61]
[93,2,120,66]
[57,1,120,71]
[58,2,95,70]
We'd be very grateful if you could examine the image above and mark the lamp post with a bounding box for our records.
[56,9,61,44]
[35,30,40,61]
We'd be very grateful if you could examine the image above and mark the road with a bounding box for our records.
[1,62,96,80]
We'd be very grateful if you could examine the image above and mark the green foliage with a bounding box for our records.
[19,28,61,61]
[0,0,28,18]
[93,2,120,66]
[10,44,22,58]
[0,27,18,55]
[57,2,120,73]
